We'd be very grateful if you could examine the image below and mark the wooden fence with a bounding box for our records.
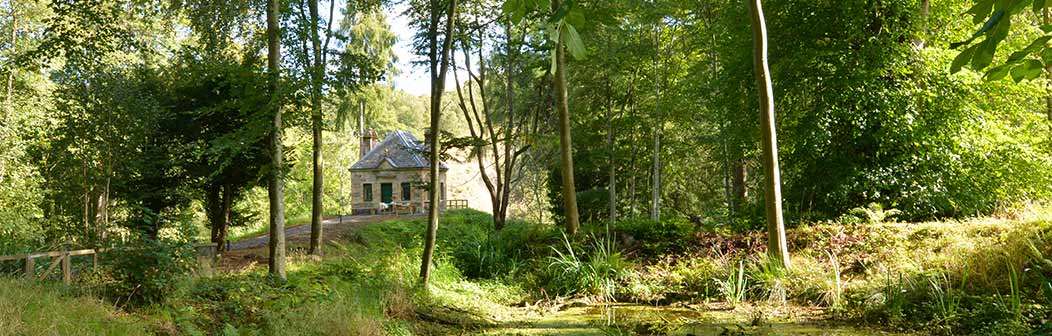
[447,199,468,210]
[0,243,219,284]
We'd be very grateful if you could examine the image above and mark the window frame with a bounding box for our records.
[363,183,373,202]
[401,182,412,201]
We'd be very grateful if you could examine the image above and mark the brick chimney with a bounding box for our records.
[360,129,377,159]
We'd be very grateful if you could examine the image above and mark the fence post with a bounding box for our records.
[24,256,34,280]
[92,251,98,271]
[61,250,71,284]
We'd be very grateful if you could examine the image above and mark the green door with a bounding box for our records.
[380,183,393,203]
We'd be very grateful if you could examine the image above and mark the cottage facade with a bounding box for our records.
[350,130,448,214]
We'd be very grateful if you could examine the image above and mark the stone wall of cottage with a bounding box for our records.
[351,169,448,214]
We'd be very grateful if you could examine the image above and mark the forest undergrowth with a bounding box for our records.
[2,208,1052,335]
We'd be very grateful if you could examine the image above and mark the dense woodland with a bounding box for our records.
[2,0,1052,335]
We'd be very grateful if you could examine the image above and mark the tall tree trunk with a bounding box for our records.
[607,92,616,227]
[650,120,661,221]
[307,0,325,256]
[452,39,500,230]
[710,3,732,220]
[82,161,90,234]
[913,0,930,49]
[1044,9,1052,145]
[207,184,221,243]
[101,174,110,239]
[748,0,791,269]
[552,0,579,235]
[499,20,517,231]
[628,116,639,217]
[4,1,14,125]
[0,3,12,186]
[88,186,100,237]
[732,159,747,211]
[266,0,287,279]
[420,0,457,284]
[650,28,662,222]
[218,184,233,253]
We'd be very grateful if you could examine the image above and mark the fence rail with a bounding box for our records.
[1,243,219,284]
[448,199,468,210]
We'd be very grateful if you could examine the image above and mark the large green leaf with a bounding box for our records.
[1005,36,1050,62]
[972,39,997,70]
[967,0,996,24]
[1011,63,1029,82]
[985,64,1012,80]
[549,0,575,23]
[502,0,523,22]
[1008,60,1043,82]
[951,44,978,73]
[563,23,586,60]
[502,0,518,14]
[1024,59,1045,80]
[1041,48,1052,64]
[950,10,1006,49]
[1010,0,1034,14]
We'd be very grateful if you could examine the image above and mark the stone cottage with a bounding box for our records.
[350,129,448,214]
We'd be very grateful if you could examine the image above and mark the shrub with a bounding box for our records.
[101,236,195,307]
[615,217,695,257]
[451,219,560,280]
[545,234,630,300]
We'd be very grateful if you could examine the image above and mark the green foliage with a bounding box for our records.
[613,217,694,257]
[546,233,629,301]
[845,203,902,225]
[452,219,559,280]
[952,0,1052,82]
[748,256,789,304]
[997,261,1023,319]
[823,251,844,311]
[928,271,966,326]
[99,237,195,307]
[714,259,747,306]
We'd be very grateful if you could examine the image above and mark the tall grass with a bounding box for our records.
[0,278,149,335]
[998,261,1022,319]
[716,259,748,305]
[547,233,627,301]
[749,256,790,304]
[823,251,843,310]
[928,271,966,323]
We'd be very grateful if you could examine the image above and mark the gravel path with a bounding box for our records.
[228,215,390,251]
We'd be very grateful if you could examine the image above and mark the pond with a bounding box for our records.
[487,304,907,336]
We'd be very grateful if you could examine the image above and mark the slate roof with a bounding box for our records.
[350,130,448,171]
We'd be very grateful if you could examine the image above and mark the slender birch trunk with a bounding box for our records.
[552,0,579,234]
[649,27,662,222]
[748,0,791,269]
[420,0,457,284]
[266,0,287,279]
[4,0,14,124]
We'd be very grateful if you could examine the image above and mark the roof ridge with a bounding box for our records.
[350,129,447,171]
[397,130,427,167]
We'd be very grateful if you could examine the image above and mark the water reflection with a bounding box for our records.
[491,304,907,335]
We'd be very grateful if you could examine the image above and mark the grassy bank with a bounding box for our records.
[143,211,524,335]
[2,209,1052,335]
[612,212,1052,335]
[0,279,150,335]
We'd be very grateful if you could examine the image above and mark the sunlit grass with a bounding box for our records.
[0,278,149,335]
